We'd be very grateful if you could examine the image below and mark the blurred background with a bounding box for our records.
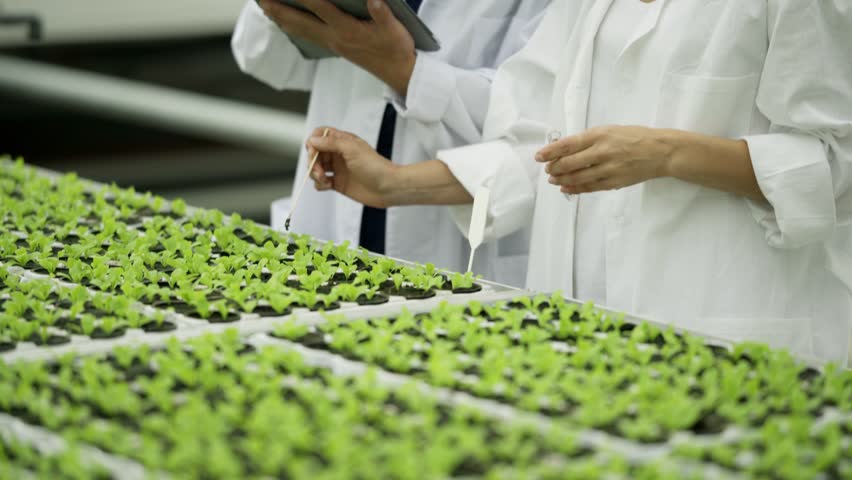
[0,0,308,223]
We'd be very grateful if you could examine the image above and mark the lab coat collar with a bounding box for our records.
[617,0,666,61]
[575,0,669,79]
[561,0,667,132]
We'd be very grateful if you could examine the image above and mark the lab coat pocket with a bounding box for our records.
[655,72,760,139]
[701,315,814,358]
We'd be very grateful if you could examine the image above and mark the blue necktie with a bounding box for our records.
[359,0,422,254]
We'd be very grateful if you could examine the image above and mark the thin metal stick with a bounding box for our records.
[285,128,329,231]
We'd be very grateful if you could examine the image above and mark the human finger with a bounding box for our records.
[544,147,604,176]
[314,178,333,191]
[308,130,361,158]
[259,0,329,40]
[311,126,332,138]
[310,157,326,179]
[319,156,333,175]
[536,129,601,163]
[560,176,624,194]
[549,162,616,187]
[323,127,359,141]
[310,159,333,188]
[367,0,398,28]
[308,134,347,156]
[305,126,332,155]
[305,126,342,152]
[297,0,354,26]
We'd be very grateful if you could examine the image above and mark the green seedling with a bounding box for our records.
[338,262,359,281]
[450,271,478,290]
[273,320,309,341]
[391,272,405,291]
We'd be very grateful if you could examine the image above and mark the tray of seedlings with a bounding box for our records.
[0,157,520,354]
[3,155,849,478]
[0,269,183,355]
[259,293,851,479]
[0,330,698,479]
[0,433,113,480]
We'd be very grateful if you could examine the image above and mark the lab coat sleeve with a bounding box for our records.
[387,3,550,145]
[438,138,540,241]
[435,2,567,241]
[231,1,318,91]
[742,0,852,249]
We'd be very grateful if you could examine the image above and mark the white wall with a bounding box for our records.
[0,0,247,45]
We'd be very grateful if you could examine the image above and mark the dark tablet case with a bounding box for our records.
[273,0,440,59]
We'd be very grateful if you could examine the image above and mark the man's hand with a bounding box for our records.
[306,127,397,208]
[257,0,416,96]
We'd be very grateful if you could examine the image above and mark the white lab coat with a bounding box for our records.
[439,0,852,365]
[231,0,549,287]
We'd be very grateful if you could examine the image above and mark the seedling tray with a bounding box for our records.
[3,289,848,478]
[0,331,696,479]
[2,157,849,479]
[257,293,851,478]
[0,158,520,358]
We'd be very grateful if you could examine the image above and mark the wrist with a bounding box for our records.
[653,128,685,179]
[377,163,403,207]
[378,50,416,97]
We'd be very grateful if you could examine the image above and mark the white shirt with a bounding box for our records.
[575,0,656,304]
[232,0,549,287]
[439,0,852,365]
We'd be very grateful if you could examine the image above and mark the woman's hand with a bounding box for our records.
[535,126,765,200]
[535,126,672,194]
[257,0,416,95]
[306,127,474,207]
[306,127,396,208]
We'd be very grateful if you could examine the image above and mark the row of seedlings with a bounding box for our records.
[0,269,172,352]
[0,330,693,479]
[0,434,111,480]
[0,158,490,341]
[269,294,852,479]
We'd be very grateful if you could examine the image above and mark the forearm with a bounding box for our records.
[662,129,767,201]
[383,160,473,206]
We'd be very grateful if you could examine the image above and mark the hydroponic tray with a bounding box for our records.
[0,158,521,358]
[1,295,848,479]
[1,157,850,479]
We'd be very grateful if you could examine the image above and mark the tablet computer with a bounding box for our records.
[272,0,440,59]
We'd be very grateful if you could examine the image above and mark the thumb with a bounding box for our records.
[308,133,352,157]
[367,0,396,28]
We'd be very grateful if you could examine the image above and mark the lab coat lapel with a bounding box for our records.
[616,0,666,61]
[572,0,614,87]
[562,0,613,133]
